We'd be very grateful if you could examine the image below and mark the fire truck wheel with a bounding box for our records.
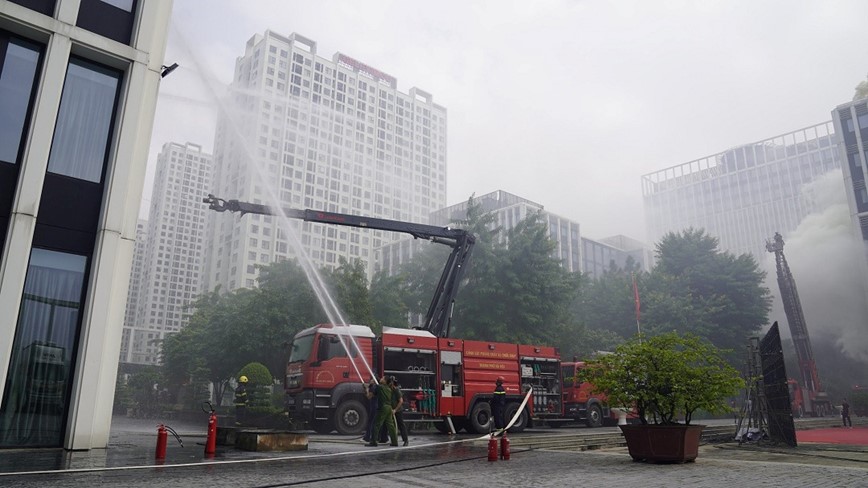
[470,402,493,434]
[505,404,528,432]
[585,404,603,428]
[334,399,367,435]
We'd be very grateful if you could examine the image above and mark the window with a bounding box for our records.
[0,249,88,447]
[76,0,137,44]
[47,58,121,183]
[0,35,42,165]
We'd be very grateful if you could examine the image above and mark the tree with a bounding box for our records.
[369,270,410,331]
[497,210,579,344]
[582,257,644,339]
[323,258,373,326]
[646,229,771,355]
[855,73,868,101]
[445,196,507,340]
[254,259,325,375]
[582,333,743,425]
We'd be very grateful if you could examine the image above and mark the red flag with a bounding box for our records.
[632,272,641,322]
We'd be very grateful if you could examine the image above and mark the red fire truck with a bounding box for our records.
[206,195,615,434]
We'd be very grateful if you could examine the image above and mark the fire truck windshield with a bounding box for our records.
[289,334,315,363]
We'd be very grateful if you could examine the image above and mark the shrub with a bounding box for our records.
[582,332,743,425]
[238,362,273,408]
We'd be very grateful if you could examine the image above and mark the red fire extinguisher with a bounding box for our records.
[204,401,217,457]
[155,424,168,460]
[487,433,498,462]
[500,432,510,460]
[155,423,183,462]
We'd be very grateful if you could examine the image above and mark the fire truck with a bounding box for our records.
[206,195,614,434]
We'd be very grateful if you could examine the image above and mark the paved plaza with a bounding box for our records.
[0,417,865,487]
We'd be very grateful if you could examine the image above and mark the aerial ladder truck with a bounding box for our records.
[204,195,605,435]
[765,232,832,417]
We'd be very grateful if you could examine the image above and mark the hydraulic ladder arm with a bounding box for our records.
[204,194,475,338]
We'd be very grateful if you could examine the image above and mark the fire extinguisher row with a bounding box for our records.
[487,433,510,462]
[155,401,219,462]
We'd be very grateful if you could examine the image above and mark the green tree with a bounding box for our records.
[369,270,410,331]
[448,196,508,340]
[855,73,868,101]
[582,258,644,339]
[582,333,743,425]
[254,259,325,375]
[127,367,162,415]
[324,258,373,326]
[646,229,771,355]
[497,210,579,344]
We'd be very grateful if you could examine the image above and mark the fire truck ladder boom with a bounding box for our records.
[765,232,823,396]
[204,194,475,338]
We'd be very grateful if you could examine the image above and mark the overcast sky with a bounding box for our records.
[145,0,868,241]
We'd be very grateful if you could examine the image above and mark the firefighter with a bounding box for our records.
[362,377,379,443]
[492,376,506,431]
[366,374,398,447]
[381,376,409,446]
[842,398,852,428]
[234,375,249,426]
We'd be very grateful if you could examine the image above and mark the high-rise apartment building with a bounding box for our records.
[642,122,841,260]
[125,142,212,365]
[0,0,171,449]
[119,219,147,363]
[204,31,447,292]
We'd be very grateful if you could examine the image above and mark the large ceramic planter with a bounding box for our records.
[619,424,705,463]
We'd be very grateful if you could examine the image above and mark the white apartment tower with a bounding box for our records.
[131,142,211,365]
[204,31,447,292]
[642,122,841,260]
[119,219,147,363]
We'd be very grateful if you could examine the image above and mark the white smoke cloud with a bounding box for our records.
[762,169,868,363]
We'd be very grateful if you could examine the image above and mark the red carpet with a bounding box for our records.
[797,426,868,445]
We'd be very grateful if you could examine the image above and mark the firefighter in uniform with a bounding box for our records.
[234,375,249,426]
[383,376,409,446]
[362,377,379,443]
[366,374,398,447]
[492,376,506,431]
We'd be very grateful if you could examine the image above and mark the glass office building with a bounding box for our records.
[642,122,841,260]
[0,0,171,449]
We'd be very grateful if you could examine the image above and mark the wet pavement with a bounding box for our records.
[0,416,865,487]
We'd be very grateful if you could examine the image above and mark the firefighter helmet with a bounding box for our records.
[239,375,249,383]
[496,376,504,384]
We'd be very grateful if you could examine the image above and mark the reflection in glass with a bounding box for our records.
[0,249,87,447]
[47,58,120,183]
[0,38,41,164]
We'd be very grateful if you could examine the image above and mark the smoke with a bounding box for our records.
[762,169,868,364]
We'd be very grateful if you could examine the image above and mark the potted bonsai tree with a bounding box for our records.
[582,332,743,463]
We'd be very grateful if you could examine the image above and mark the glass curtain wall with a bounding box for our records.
[0,249,88,447]
[0,33,43,251]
